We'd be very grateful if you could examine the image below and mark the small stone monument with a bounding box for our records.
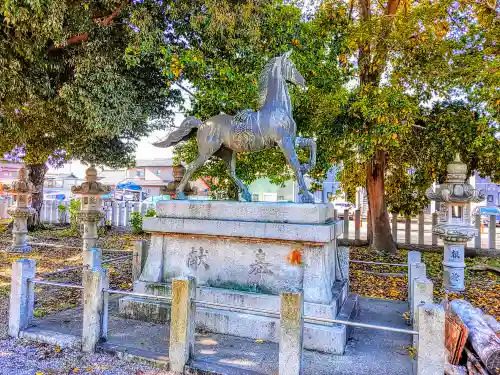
[71,166,110,266]
[6,167,35,252]
[427,154,484,292]
[160,164,196,198]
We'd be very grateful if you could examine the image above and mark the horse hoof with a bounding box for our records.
[175,191,186,200]
[301,193,315,203]
[242,192,252,202]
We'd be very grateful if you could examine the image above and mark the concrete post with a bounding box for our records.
[354,209,361,241]
[431,213,438,246]
[279,292,304,375]
[407,251,421,309]
[488,215,496,249]
[101,268,109,341]
[9,259,35,338]
[412,277,433,330]
[169,277,196,373]
[409,262,426,325]
[416,303,445,375]
[83,247,101,269]
[6,168,35,253]
[343,209,349,240]
[391,214,398,242]
[405,218,411,245]
[132,240,148,282]
[82,267,106,352]
[418,213,424,245]
[474,214,481,248]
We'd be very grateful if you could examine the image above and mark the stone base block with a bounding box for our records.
[119,285,358,355]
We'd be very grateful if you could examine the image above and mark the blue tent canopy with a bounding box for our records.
[116,181,142,191]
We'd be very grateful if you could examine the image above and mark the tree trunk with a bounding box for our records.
[451,300,500,374]
[366,150,396,253]
[26,163,48,230]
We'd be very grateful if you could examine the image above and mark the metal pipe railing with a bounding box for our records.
[102,254,134,264]
[305,315,418,335]
[350,260,408,267]
[195,300,280,318]
[102,288,172,302]
[29,279,84,290]
[37,265,88,277]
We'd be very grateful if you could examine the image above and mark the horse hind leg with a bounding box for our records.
[217,148,251,202]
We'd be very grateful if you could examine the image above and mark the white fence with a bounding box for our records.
[0,199,155,228]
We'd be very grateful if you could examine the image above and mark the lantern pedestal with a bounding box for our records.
[427,155,484,293]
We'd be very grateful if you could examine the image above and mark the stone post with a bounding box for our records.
[132,240,148,282]
[474,214,481,248]
[9,259,35,338]
[391,213,398,242]
[409,262,426,325]
[416,303,445,375]
[354,209,361,241]
[488,215,496,249]
[72,166,110,263]
[412,277,434,330]
[343,209,349,240]
[427,154,485,292]
[279,292,304,375]
[6,168,35,253]
[169,277,196,373]
[418,213,425,245]
[431,213,438,246]
[407,251,421,310]
[82,267,107,352]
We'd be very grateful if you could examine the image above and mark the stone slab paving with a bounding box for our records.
[29,297,414,375]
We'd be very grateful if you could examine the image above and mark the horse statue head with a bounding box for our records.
[280,50,306,88]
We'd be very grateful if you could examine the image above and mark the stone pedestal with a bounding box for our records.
[119,200,357,354]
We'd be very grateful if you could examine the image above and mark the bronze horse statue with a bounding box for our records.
[153,50,316,203]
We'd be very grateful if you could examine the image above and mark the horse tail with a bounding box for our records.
[153,116,201,148]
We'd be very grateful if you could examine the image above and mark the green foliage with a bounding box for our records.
[57,203,67,214]
[0,2,181,167]
[157,0,349,196]
[144,208,156,218]
[129,212,143,234]
[68,199,80,235]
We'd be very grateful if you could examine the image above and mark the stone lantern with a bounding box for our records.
[71,166,110,266]
[6,168,35,252]
[426,154,484,292]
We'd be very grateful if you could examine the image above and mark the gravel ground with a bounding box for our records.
[0,284,174,375]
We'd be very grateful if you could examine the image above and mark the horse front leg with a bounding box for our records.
[176,154,210,199]
[278,134,315,203]
[295,137,316,174]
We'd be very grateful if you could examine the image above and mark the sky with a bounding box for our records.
[50,103,188,178]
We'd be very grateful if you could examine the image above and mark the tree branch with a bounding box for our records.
[48,6,123,52]
[174,82,196,98]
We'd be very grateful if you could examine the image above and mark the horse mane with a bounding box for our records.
[233,56,282,124]
[257,56,281,107]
